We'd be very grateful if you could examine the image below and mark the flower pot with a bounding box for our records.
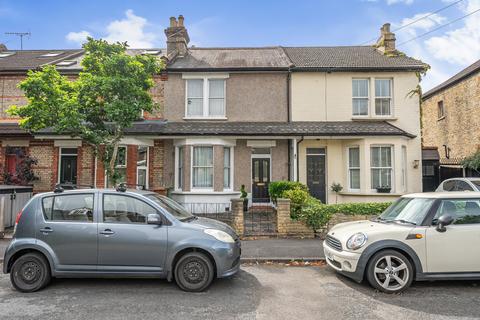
[376,187,391,193]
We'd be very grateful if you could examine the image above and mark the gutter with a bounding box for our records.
[296,136,304,182]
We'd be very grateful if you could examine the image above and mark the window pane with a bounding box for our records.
[353,98,368,115]
[116,147,126,167]
[45,194,94,222]
[353,79,368,97]
[193,167,213,188]
[350,169,360,189]
[193,147,213,166]
[137,169,147,189]
[375,98,391,116]
[187,98,203,116]
[178,147,183,189]
[187,79,203,97]
[349,148,360,167]
[209,79,224,98]
[433,199,480,225]
[224,147,230,188]
[381,147,392,167]
[137,146,147,167]
[371,147,380,167]
[209,98,225,116]
[103,194,157,224]
[375,79,391,97]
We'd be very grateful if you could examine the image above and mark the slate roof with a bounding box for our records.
[283,46,426,71]
[119,120,416,138]
[0,50,83,72]
[167,47,292,71]
[0,122,31,136]
[423,58,480,99]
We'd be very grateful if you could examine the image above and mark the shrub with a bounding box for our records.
[268,181,308,201]
[297,201,393,230]
[282,188,309,217]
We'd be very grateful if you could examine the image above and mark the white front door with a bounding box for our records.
[425,198,480,273]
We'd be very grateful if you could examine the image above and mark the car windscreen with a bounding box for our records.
[145,194,193,220]
[378,197,434,225]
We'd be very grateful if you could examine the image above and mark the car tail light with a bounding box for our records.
[13,210,23,234]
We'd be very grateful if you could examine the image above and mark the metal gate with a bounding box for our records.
[0,185,33,233]
[180,202,233,226]
[244,200,277,236]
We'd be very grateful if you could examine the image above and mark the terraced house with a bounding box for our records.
[0,17,426,207]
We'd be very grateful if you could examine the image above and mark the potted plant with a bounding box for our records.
[330,182,343,204]
[240,184,248,211]
[376,185,391,193]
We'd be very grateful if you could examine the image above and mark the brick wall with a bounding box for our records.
[0,76,28,118]
[149,140,166,194]
[422,71,480,160]
[29,140,57,193]
[276,199,315,238]
[77,143,95,187]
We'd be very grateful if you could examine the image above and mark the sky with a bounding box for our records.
[0,0,479,91]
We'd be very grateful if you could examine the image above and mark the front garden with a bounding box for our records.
[268,181,392,233]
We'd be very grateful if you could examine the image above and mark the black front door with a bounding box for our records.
[307,153,326,203]
[252,158,270,202]
[60,155,77,184]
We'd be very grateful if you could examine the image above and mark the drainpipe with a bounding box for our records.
[286,68,292,180]
[296,136,304,182]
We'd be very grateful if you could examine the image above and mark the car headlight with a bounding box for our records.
[346,233,367,250]
[204,229,235,243]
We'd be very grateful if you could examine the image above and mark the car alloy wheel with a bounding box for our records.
[366,250,413,293]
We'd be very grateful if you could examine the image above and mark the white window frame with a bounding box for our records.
[370,145,394,192]
[57,147,78,184]
[401,145,407,192]
[374,78,393,117]
[175,146,184,191]
[347,146,360,191]
[352,78,370,117]
[136,146,149,190]
[105,145,127,187]
[191,145,214,190]
[183,74,229,120]
[223,147,233,190]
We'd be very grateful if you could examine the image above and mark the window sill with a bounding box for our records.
[351,117,397,121]
[339,191,404,196]
[183,117,228,121]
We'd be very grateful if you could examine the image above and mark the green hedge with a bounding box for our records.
[268,181,308,201]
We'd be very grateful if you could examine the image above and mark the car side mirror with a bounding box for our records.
[147,213,162,225]
[436,214,454,232]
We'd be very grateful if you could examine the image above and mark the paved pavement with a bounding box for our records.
[1,264,479,320]
[0,238,325,262]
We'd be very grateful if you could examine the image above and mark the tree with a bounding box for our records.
[8,38,163,186]
[462,151,480,174]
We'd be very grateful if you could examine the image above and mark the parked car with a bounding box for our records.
[436,177,480,192]
[3,187,241,293]
[323,192,480,293]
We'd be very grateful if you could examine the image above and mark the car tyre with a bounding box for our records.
[366,249,413,294]
[174,252,214,292]
[10,252,51,293]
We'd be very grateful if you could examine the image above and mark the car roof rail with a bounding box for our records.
[53,184,64,193]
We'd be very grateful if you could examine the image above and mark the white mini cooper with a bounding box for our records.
[323,192,480,293]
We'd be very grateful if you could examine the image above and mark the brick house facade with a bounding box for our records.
[421,59,480,187]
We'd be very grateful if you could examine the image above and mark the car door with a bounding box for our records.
[97,193,168,273]
[425,198,480,272]
[37,192,98,271]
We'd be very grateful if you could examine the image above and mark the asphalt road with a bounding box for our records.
[0,264,479,320]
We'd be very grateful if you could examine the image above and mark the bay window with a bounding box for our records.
[186,76,226,118]
[192,146,214,188]
[352,79,369,116]
[348,147,360,190]
[371,146,393,190]
[375,79,392,116]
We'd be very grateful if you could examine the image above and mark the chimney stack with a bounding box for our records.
[375,23,396,55]
[0,43,7,51]
[165,15,190,58]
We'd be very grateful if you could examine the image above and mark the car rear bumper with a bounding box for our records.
[323,241,363,282]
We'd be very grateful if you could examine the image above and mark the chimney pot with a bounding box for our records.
[165,15,190,58]
[376,22,396,55]
[170,16,177,27]
[178,15,184,27]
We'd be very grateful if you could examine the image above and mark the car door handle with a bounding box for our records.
[100,229,115,235]
[40,227,53,234]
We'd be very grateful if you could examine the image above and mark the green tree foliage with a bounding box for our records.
[8,38,163,185]
[462,151,480,173]
[268,180,308,201]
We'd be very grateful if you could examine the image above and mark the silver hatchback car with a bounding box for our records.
[3,187,241,292]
